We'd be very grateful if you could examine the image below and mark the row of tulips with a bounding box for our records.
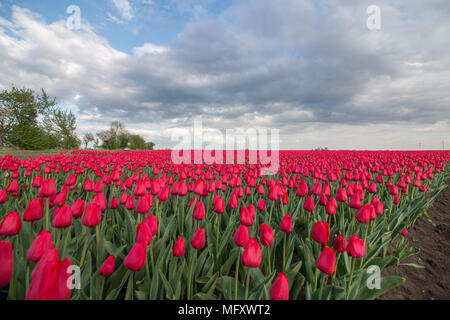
[0,150,449,300]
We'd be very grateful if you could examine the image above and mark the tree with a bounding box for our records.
[83,133,95,149]
[145,141,155,150]
[129,134,146,150]
[44,108,80,149]
[0,86,56,149]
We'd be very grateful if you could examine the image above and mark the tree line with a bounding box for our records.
[0,86,155,151]
[83,121,155,150]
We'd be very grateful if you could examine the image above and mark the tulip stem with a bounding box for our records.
[149,241,155,273]
[62,226,71,258]
[346,257,355,300]
[282,233,287,272]
[187,249,197,300]
[318,275,327,300]
[45,198,50,230]
[234,248,241,300]
[156,199,161,240]
[215,214,220,268]
[244,270,251,300]
[145,250,152,296]
[125,272,134,300]
[268,200,274,226]
[80,231,90,268]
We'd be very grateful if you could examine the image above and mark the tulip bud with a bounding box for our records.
[0,211,22,236]
[233,225,250,247]
[191,228,206,250]
[81,203,101,228]
[23,198,44,222]
[280,215,292,233]
[0,238,13,288]
[52,205,73,228]
[316,246,336,275]
[242,238,262,268]
[27,230,54,262]
[332,234,347,253]
[312,221,329,245]
[303,196,315,212]
[173,237,186,257]
[259,223,274,247]
[270,272,289,300]
[124,242,147,272]
[347,235,365,258]
[99,255,115,277]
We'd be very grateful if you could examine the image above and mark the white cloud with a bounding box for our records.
[111,0,134,20]
[133,43,169,56]
[0,2,449,150]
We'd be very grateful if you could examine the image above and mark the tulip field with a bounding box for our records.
[0,150,449,300]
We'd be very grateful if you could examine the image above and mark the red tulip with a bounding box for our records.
[348,193,361,209]
[316,246,336,275]
[23,198,44,222]
[0,238,13,288]
[326,197,337,215]
[270,272,289,300]
[257,199,266,211]
[92,193,107,212]
[312,221,329,245]
[71,199,85,218]
[0,190,6,203]
[336,188,347,202]
[280,215,292,233]
[27,230,54,262]
[332,234,347,253]
[136,222,152,244]
[296,180,308,197]
[192,201,206,221]
[347,235,365,258]
[173,237,185,257]
[38,179,57,198]
[355,204,375,224]
[124,242,147,272]
[99,255,115,277]
[136,196,150,214]
[52,205,73,228]
[401,229,408,237]
[233,225,250,247]
[239,207,253,226]
[191,228,206,250]
[259,223,274,247]
[110,197,119,209]
[303,196,315,212]
[25,248,72,300]
[242,238,262,268]
[0,211,22,236]
[144,215,158,236]
[125,195,135,210]
[213,196,225,214]
[81,203,101,227]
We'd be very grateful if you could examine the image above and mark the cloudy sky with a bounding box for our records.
[0,0,449,150]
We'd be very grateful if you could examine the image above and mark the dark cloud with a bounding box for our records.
[0,1,449,149]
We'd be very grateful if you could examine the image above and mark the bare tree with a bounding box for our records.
[83,132,95,149]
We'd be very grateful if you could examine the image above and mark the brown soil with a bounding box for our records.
[379,179,450,300]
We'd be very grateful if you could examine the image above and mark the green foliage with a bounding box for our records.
[129,134,146,150]
[0,85,79,150]
[97,121,156,150]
